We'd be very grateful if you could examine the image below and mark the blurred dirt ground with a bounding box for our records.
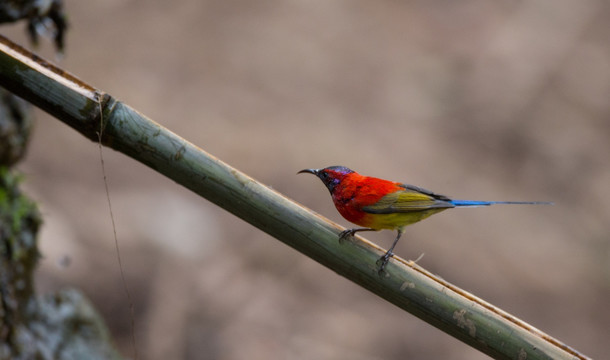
[3,0,610,359]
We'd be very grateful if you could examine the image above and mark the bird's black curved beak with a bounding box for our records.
[298,168,319,175]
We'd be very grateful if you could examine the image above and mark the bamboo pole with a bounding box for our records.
[0,34,590,360]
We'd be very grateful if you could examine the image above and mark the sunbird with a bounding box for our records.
[299,166,551,274]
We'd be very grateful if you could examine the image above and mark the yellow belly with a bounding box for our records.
[364,208,449,230]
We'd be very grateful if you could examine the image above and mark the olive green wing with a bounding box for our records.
[362,184,454,214]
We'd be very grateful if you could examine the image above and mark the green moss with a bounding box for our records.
[0,166,41,264]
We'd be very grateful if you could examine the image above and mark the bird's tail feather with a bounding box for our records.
[450,200,553,207]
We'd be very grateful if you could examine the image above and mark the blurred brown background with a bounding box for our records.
[3,0,610,359]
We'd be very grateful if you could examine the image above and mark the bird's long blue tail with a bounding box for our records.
[450,200,553,207]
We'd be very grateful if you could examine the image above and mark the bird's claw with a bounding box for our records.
[338,229,355,243]
[376,252,393,276]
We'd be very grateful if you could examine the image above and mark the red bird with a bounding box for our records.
[299,166,550,274]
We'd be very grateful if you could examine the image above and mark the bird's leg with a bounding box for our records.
[376,229,404,275]
[338,228,377,243]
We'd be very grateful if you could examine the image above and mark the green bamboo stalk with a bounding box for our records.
[0,34,590,360]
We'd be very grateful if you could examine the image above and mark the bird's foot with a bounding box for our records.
[376,251,393,276]
[338,229,356,244]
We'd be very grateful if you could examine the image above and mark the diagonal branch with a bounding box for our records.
[0,35,590,360]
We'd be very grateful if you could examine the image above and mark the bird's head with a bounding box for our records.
[298,166,354,193]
